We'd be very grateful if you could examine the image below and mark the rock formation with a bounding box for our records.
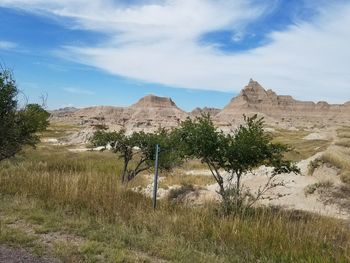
[50,80,350,134]
[124,95,188,133]
[190,107,221,118]
[50,95,189,133]
[50,107,78,120]
[216,79,350,127]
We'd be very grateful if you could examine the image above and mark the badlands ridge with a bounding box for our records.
[51,79,350,132]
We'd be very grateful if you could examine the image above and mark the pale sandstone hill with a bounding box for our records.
[51,95,189,133]
[74,106,125,124]
[50,107,78,121]
[124,95,188,132]
[50,80,349,135]
[216,79,350,127]
[190,107,221,118]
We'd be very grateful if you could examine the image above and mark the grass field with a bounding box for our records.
[320,126,350,185]
[0,139,350,262]
[272,129,331,161]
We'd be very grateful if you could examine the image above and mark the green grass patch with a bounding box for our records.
[272,130,331,161]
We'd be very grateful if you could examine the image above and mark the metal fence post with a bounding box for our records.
[152,144,160,210]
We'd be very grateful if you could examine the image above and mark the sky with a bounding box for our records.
[0,0,349,111]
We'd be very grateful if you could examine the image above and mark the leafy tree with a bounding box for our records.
[176,114,300,214]
[91,128,181,183]
[0,69,49,162]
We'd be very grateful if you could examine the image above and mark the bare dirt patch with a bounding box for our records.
[6,220,85,249]
[0,246,55,263]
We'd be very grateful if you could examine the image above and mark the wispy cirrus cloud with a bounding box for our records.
[63,87,94,95]
[0,0,349,103]
[0,40,17,50]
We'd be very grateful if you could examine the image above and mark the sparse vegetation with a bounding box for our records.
[319,126,350,186]
[160,173,214,188]
[308,158,324,175]
[337,126,350,139]
[272,129,331,161]
[321,147,350,186]
[304,181,334,196]
[1,144,350,262]
[341,171,350,184]
[335,139,350,148]
[167,184,196,202]
[1,121,350,262]
[322,149,350,171]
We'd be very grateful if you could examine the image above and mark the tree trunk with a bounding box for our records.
[121,158,129,184]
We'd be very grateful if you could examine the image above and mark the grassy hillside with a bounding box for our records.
[0,142,349,262]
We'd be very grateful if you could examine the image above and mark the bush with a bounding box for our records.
[0,68,49,162]
[175,114,300,215]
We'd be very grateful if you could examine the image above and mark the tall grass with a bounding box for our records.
[160,172,215,188]
[322,149,350,171]
[322,127,350,184]
[337,126,350,139]
[321,144,350,185]
[1,146,350,262]
[335,139,350,148]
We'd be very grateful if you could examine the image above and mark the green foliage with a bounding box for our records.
[176,114,300,214]
[91,128,182,183]
[0,69,49,161]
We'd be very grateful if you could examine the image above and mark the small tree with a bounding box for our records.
[0,69,49,162]
[176,114,300,214]
[91,128,181,183]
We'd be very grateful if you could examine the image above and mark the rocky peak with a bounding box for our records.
[191,107,221,117]
[238,79,274,104]
[131,94,177,108]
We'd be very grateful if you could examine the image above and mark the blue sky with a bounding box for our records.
[0,0,349,111]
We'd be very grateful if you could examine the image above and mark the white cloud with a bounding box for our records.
[63,87,94,95]
[1,0,349,103]
[0,40,17,50]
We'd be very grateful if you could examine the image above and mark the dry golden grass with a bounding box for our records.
[0,132,349,261]
[338,132,350,139]
[181,159,207,170]
[341,171,350,184]
[0,145,350,262]
[272,129,331,161]
[336,139,350,148]
[337,126,350,139]
[160,173,215,188]
[322,148,350,170]
[40,123,79,138]
[321,146,350,186]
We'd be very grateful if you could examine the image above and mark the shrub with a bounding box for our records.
[0,68,49,162]
[175,114,300,215]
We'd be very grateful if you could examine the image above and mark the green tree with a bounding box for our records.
[176,114,300,214]
[91,128,181,183]
[0,69,49,162]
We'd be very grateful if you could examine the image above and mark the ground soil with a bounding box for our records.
[0,246,55,263]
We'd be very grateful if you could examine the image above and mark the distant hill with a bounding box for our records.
[215,79,350,128]
[51,80,350,132]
